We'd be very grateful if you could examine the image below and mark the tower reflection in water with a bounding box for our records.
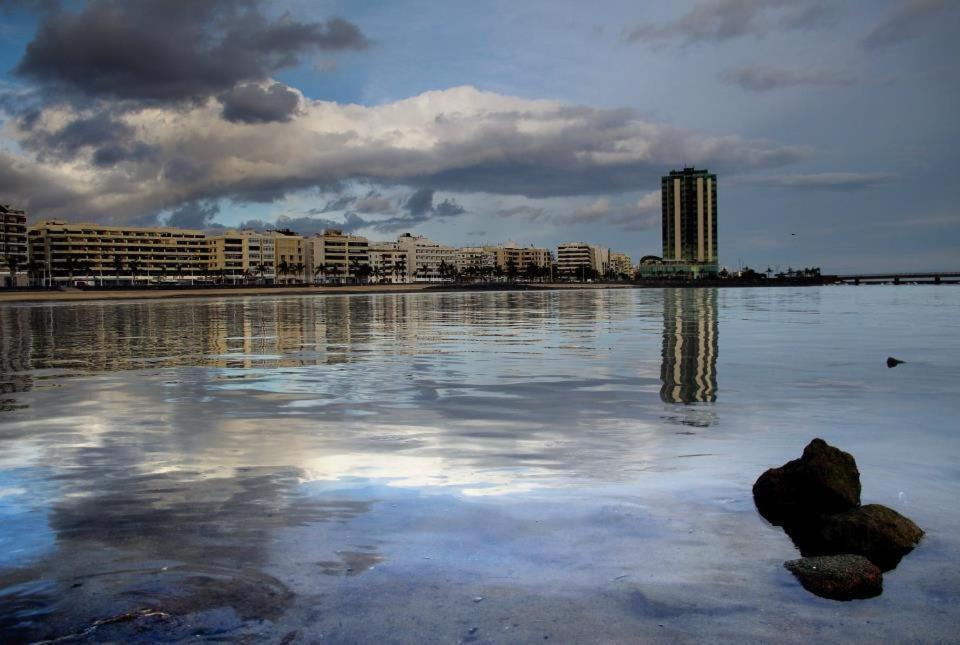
[660,288,718,404]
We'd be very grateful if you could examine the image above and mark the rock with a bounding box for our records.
[753,438,861,526]
[819,504,924,571]
[886,357,904,368]
[784,554,882,600]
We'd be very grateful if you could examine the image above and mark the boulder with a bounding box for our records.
[753,438,861,526]
[784,554,882,601]
[819,504,924,571]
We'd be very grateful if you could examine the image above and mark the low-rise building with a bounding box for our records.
[306,229,370,284]
[1,205,28,287]
[27,220,212,285]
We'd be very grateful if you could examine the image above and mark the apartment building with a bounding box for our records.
[395,233,456,282]
[1,205,28,286]
[27,220,212,285]
[368,242,410,284]
[610,251,634,277]
[455,247,496,277]
[306,229,370,283]
[557,242,608,279]
[485,242,552,273]
[269,231,306,283]
[205,230,278,283]
[661,167,718,275]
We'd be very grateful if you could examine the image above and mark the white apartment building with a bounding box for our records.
[395,233,457,282]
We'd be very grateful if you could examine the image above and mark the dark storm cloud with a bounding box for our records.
[21,111,132,156]
[862,0,949,50]
[237,212,367,236]
[220,82,301,124]
[92,140,157,167]
[434,198,466,217]
[721,66,855,92]
[626,0,838,46]
[14,0,369,104]
[740,172,897,190]
[162,200,223,229]
[0,0,60,14]
[403,187,435,216]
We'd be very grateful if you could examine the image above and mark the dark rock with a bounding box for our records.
[753,438,861,526]
[819,504,924,571]
[784,554,882,600]
[886,357,904,368]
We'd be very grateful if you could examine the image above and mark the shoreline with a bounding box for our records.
[0,281,639,304]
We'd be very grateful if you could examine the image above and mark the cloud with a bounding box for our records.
[740,172,897,190]
[495,205,548,221]
[404,187,435,216]
[14,0,368,105]
[237,212,367,237]
[626,0,838,46]
[219,82,302,124]
[1,86,806,224]
[564,191,660,231]
[353,193,396,214]
[862,0,948,50]
[164,200,221,229]
[721,66,855,92]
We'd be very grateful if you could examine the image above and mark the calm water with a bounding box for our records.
[0,287,958,643]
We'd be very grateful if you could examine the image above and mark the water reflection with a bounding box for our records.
[1,288,959,642]
[660,289,718,404]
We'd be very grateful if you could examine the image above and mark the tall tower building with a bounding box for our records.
[661,167,718,267]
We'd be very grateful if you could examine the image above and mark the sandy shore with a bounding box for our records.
[0,282,635,304]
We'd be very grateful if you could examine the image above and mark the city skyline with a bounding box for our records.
[0,2,958,273]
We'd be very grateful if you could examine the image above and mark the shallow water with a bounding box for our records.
[0,287,958,643]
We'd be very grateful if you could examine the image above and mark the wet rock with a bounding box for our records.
[819,504,924,571]
[784,554,882,600]
[886,357,904,368]
[753,438,861,525]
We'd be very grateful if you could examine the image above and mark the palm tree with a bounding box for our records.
[292,262,305,283]
[257,263,268,284]
[128,259,140,286]
[112,255,124,285]
[3,254,20,287]
[277,259,290,284]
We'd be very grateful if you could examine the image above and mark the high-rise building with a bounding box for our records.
[368,242,410,284]
[661,167,718,270]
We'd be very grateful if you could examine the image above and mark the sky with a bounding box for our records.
[0,0,957,273]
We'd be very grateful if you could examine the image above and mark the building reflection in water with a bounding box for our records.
[660,288,718,404]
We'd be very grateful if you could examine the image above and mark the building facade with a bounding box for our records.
[609,251,634,277]
[456,247,496,277]
[661,167,718,272]
[1,205,28,286]
[368,242,410,284]
[269,231,306,283]
[27,220,212,285]
[395,233,457,282]
[485,242,552,273]
[306,229,370,284]
[557,242,609,279]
